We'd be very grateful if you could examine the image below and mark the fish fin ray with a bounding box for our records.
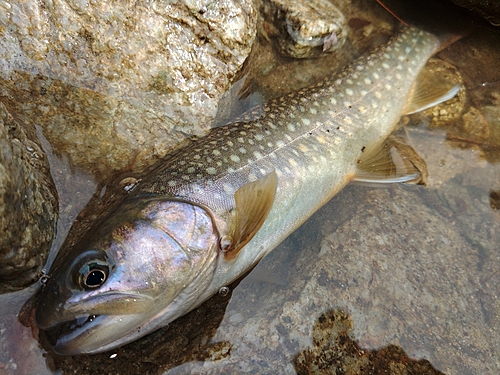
[224,171,278,260]
[354,135,428,185]
[404,66,460,115]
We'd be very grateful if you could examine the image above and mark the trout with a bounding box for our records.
[36,25,459,354]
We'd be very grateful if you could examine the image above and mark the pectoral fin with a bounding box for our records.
[354,135,428,185]
[224,171,278,260]
[404,65,460,115]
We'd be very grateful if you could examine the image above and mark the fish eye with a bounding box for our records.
[79,261,109,289]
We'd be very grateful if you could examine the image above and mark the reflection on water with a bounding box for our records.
[1,0,500,374]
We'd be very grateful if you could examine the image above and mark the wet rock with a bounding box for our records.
[294,309,444,375]
[0,0,257,178]
[261,0,349,58]
[446,0,500,25]
[0,103,58,292]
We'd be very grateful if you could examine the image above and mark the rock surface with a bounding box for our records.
[261,0,349,58]
[447,0,500,25]
[0,0,257,178]
[0,103,58,292]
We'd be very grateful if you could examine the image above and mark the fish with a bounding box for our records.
[35,25,460,355]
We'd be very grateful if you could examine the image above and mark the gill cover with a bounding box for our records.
[36,198,219,354]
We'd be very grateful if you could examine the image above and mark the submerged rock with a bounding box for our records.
[261,0,349,58]
[0,103,58,292]
[446,0,500,25]
[0,1,257,178]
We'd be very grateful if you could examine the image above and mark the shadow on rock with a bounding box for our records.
[294,309,444,375]
[36,277,243,375]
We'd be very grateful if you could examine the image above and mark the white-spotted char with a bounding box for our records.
[36,26,459,355]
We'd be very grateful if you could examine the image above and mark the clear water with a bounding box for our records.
[1,1,500,374]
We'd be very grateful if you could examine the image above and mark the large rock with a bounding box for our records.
[0,0,257,178]
[0,103,58,292]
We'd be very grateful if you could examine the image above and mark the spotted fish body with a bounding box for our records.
[137,25,439,287]
[36,26,447,354]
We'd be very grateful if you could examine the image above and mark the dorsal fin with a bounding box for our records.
[354,135,428,185]
[224,171,278,260]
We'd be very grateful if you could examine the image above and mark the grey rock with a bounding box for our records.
[0,0,257,178]
[0,103,58,292]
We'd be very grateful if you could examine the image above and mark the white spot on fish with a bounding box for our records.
[330,97,337,105]
[382,62,390,69]
[346,88,354,96]
[206,167,217,175]
[168,180,177,187]
[223,184,235,195]
[316,135,326,144]
[309,107,318,115]
[287,123,296,132]
[375,91,382,99]
[343,117,352,125]
[253,151,263,159]
[301,118,311,126]
[239,147,247,154]
[230,154,240,163]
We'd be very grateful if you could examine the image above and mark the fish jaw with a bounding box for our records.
[36,199,220,354]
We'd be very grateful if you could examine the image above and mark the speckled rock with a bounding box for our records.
[0,103,58,292]
[261,0,349,58]
[0,0,256,178]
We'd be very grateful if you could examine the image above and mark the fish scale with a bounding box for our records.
[137,26,438,219]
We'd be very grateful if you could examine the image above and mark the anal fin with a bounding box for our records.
[354,135,428,185]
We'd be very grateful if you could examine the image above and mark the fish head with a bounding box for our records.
[36,198,220,355]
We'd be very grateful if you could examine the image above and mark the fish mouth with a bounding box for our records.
[43,314,107,355]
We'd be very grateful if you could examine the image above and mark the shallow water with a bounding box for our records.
[1,1,500,374]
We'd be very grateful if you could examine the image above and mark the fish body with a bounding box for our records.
[36,26,454,354]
